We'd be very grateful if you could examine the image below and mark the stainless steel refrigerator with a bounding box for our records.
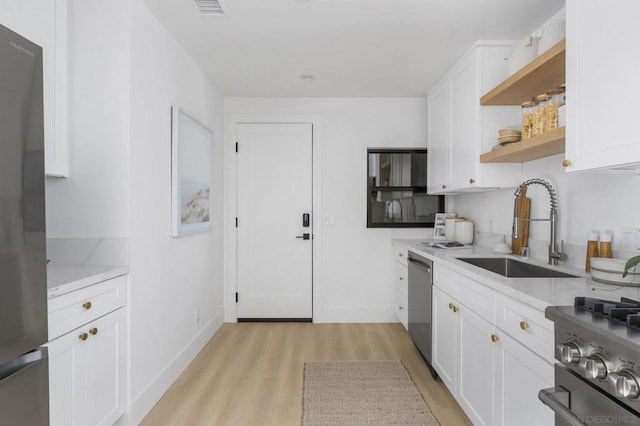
[0,23,50,425]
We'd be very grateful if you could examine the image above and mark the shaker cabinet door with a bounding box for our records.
[565,0,640,172]
[427,78,452,194]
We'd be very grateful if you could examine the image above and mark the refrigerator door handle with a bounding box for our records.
[0,347,47,383]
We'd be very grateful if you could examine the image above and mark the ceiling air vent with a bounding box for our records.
[193,0,225,16]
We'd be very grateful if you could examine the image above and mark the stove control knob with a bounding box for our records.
[583,356,608,380]
[559,342,581,364]
[616,370,640,399]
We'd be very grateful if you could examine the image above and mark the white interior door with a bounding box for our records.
[236,123,313,320]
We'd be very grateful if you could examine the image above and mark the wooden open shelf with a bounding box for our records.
[480,127,565,163]
[481,40,566,105]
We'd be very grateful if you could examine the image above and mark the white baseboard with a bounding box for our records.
[320,307,397,323]
[129,310,224,425]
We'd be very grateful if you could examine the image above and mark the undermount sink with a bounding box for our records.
[456,257,579,279]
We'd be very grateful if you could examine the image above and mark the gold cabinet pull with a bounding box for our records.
[82,301,92,310]
[452,305,459,313]
[562,159,572,168]
[442,184,447,189]
[448,303,453,310]
[398,305,404,310]
[491,334,500,343]
[89,327,98,335]
[79,333,88,341]
[399,276,404,280]
[469,178,475,184]
[398,253,404,257]
[520,321,530,330]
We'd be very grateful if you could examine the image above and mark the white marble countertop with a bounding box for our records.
[47,265,129,299]
[393,238,640,311]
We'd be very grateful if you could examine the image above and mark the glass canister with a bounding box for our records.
[533,94,549,137]
[521,101,535,140]
[546,86,566,131]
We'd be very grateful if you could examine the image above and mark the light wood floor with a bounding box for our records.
[141,323,471,426]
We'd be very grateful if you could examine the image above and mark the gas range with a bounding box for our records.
[543,297,640,424]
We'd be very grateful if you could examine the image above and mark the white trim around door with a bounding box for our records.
[224,114,322,323]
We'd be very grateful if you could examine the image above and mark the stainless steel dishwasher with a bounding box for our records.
[407,251,438,378]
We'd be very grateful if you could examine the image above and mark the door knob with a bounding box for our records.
[296,233,310,240]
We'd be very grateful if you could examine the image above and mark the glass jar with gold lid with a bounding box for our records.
[546,86,566,131]
[521,101,535,140]
[533,93,549,137]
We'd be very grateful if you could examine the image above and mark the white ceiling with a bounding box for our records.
[142,0,564,97]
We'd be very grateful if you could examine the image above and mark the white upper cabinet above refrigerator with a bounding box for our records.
[0,0,69,177]
[428,42,522,195]
[564,0,640,173]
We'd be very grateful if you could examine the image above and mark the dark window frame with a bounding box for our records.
[366,148,444,228]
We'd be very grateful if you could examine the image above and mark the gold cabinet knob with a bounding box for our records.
[79,333,88,341]
[491,334,500,343]
[448,303,453,310]
[452,305,459,313]
[399,276,404,280]
[469,178,475,184]
[562,159,572,168]
[398,305,404,310]
[520,321,530,330]
[89,327,98,335]
[398,253,403,257]
[442,184,447,189]
[82,301,92,310]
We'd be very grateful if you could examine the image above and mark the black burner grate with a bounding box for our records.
[575,297,640,330]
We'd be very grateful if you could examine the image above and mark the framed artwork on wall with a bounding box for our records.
[171,106,213,237]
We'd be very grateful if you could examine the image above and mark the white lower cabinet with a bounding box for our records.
[433,286,458,393]
[433,285,496,426]
[433,264,553,426]
[393,245,409,330]
[48,308,125,426]
[458,305,496,426]
[47,276,126,426]
[494,331,554,426]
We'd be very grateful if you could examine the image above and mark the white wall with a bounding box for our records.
[128,1,224,423]
[225,98,431,322]
[451,154,640,266]
[45,1,225,424]
[45,0,131,238]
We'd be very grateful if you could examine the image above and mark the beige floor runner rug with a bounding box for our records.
[302,360,440,426]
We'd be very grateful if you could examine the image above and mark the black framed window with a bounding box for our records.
[367,148,444,228]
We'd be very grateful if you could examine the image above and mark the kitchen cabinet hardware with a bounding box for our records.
[399,276,404,280]
[469,179,475,184]
[82,301,92,310]
[79,333,88,341]
[449,303,453,310]
[452,305,459,313]
[89,328,98,336]
[520,321,530,330]
[442,185,447,190]
[491,334,500,342]
[399,305,404,310]
[562,159,572,167]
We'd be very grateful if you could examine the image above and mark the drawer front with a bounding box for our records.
[434,264,495,321]
[48,275,126,340]
[395,289,408,330]
[495,292,554,362]
[394,245,408,266]
[396,262,408,296]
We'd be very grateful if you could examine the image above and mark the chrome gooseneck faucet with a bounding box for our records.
[513,178,567,265]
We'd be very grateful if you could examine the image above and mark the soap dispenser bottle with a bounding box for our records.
[585,232,599,272]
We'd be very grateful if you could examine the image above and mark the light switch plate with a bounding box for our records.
[621,227,640,253]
